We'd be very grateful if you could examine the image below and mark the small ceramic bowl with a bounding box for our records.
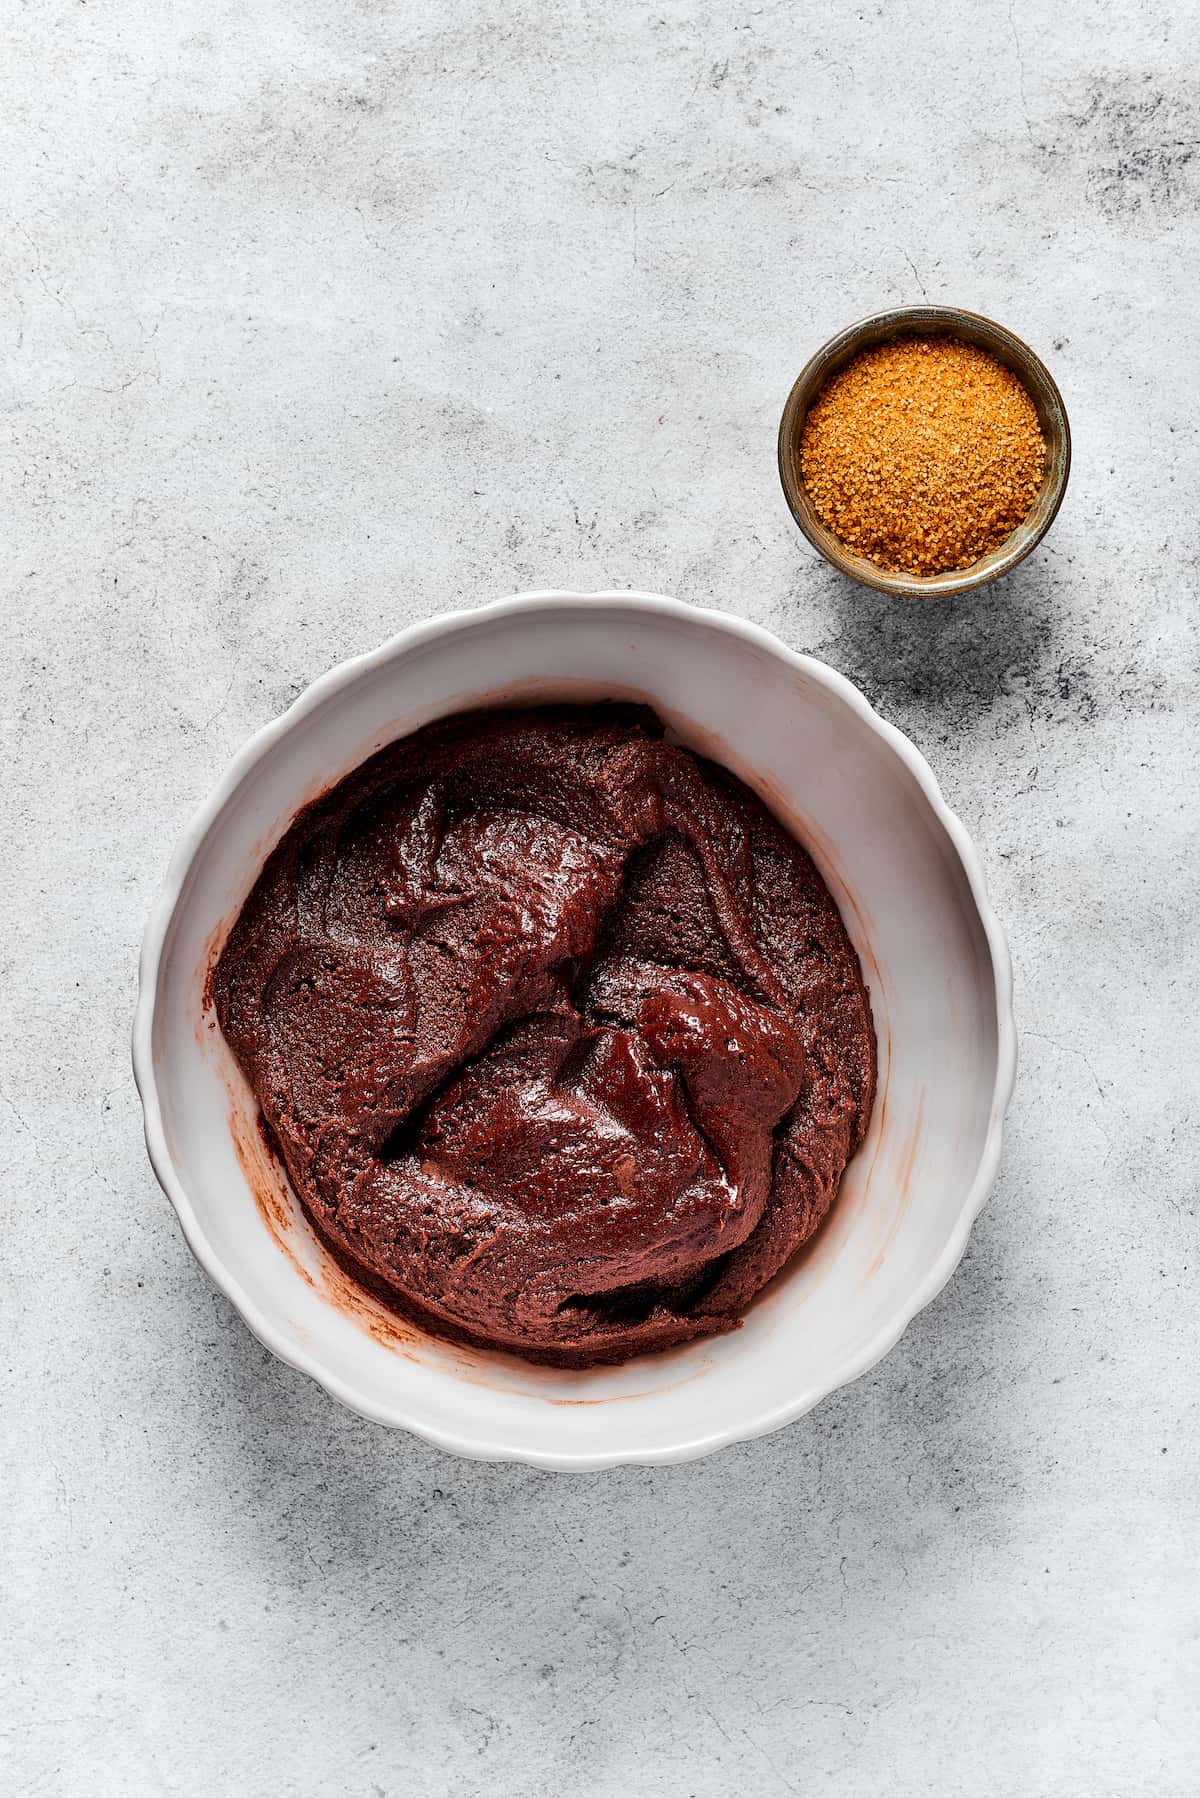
[133,591,1016,1469]
[778,304,1071,598]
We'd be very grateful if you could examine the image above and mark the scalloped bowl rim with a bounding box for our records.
[132,590,1017,1469]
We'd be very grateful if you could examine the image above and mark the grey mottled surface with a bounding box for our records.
[2,1,1198,1793]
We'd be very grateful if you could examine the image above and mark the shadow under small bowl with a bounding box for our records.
[778,304,1071,599]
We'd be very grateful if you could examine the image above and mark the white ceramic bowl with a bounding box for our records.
[134,591,1015,1470]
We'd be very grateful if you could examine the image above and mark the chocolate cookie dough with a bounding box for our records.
[214,706,876,1366]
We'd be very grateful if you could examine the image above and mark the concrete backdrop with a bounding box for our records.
[2,0,1197,1792]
